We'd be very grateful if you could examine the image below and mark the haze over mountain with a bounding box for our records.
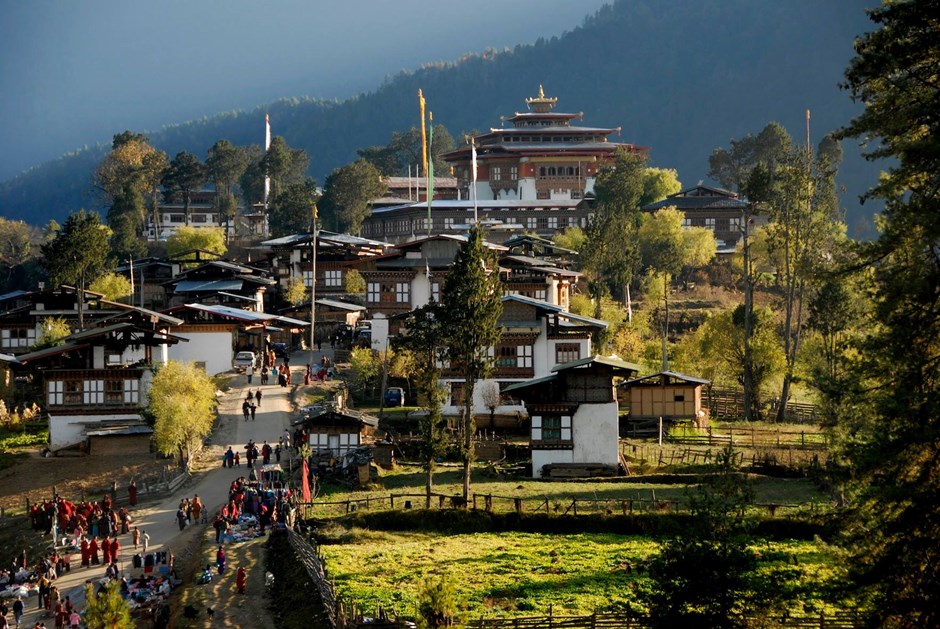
[0,0,607,181]
[1,0,878,231]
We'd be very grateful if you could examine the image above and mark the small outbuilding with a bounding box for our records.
[620,370,710,426]
[296,406,379,462]
[504,356,640,478]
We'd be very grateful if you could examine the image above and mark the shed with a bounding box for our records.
[620,370,710,424]
[297,406,379,460]
[504,356,639,478]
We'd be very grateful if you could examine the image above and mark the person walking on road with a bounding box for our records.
[250,402,257,421]
[255,388,262,407]
[142,530,150,553]
[246,362,254,384]
[242,399,251,422]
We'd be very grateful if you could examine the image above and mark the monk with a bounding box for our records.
[110,536,121,564]
[80,538,90,568]
[89,536,100,565]
[235,566,247,594]
[127,480,137,506]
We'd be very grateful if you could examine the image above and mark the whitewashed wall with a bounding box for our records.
[168,331,234,376]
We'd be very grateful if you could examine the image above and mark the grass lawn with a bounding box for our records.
[308,464,830,518]
[316,527,848,621]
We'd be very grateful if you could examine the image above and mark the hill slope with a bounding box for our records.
[0,0,877,229]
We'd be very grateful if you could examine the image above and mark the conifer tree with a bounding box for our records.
[440,227,502,502]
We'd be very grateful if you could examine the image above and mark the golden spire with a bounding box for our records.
[525,84,558,113]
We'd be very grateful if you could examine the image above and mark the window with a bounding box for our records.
[1,328,36,349]
[124,379,140,404]
[47,380,63,405]
[531,415,572,442]
[170,214,184,223]
[548,216,558,229]
[571,190,582,199]
[555,343,581,365]
[444,217,455,229]
[105,380,125,404]
[527,217,537,229]
[84,379,104,405]
[510,166,518,180]
[64,381,82,405]
[324,270,342,287]
[537,191,550,200]
[395,282,410,304]
[367,282,381,303]
[431,282,440,302]
[192,215,206,223]
[517,344,533,368]
[492,166,502,179]
[534,289,547,301]
[303,271,314,288]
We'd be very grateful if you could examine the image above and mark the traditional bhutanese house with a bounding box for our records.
[297,405,379,462]
[359,234,506,329]
[620,370,711,427]
[499,253,581,310]
[441,294,607,425]
[0,287,180,359]
[114,258,176,310]
[168,303,309,374]
[504,356,640,478]
[502,233,578,267]
[280,299,367,332]
[161,260,275,311]
[259,231,393,302]
[16,315,186,454]
[641,184,761,252]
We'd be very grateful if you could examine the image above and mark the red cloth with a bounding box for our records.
[236,567,247,593]
[302,459,311,502]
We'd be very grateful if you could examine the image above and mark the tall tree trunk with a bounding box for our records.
[462,383,474,505]
[425,465,433,509]
[742,215,757,421]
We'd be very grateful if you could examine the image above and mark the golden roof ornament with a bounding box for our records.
[525,84,558,113]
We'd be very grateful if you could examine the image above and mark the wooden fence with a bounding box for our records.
[299,490,819,520]
[467,610,863,628]
[708,387,820,424]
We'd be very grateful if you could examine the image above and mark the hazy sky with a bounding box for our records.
[0,0,610,181]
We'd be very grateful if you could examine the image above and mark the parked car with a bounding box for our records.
[271,342,290,358]
[384,386,405,407]
[232,351,257,372]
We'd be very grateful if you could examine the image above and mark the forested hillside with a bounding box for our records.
[0,0,875,229]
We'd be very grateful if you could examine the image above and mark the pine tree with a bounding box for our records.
[833,1,940,626]
[439,227,502,502]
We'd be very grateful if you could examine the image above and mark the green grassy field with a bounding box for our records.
[307,464,830,519]
[316,527,848,621]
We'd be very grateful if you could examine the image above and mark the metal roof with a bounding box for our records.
[174,279,244,293]
[502,373,557,393]
[552,355,642,373]
[183,303,309,327]
[500,295,607,328]
[16,342,89,364]
[621,370,711,387]
[316,299,367,311]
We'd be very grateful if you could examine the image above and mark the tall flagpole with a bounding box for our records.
[471,140,478,224]
[309,204,318,371]
[418,90,428,180]
[427,112,434,236]
[264,113,272,237]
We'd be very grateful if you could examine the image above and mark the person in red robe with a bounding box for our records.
[127,480,137,506]
[236,566,247,594]
[89,536,100,565]
[100,536,111,565]
[110,536,120,564]
[80,538,90,568]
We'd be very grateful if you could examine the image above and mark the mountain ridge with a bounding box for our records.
[0,0,878,229]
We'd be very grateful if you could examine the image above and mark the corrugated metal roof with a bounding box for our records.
[174,280,244,293]
[501,294,607,328]
[316,299,367,311]
[502,373,557,393]
[621,371,711,387]
[183,304,309,327]
[552,355,642,373]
